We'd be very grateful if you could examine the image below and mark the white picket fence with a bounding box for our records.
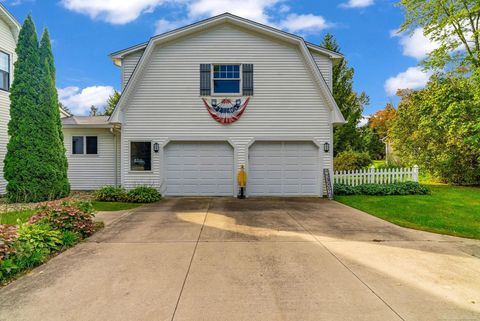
[334,165,419,186]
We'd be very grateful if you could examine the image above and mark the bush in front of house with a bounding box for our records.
[334,150,372,171]
[95,186,128,202]
[0,201,98,282]
[334,182,430,196]
[29,201,96,238]
[95,185,161,204]
[127,186,162,203]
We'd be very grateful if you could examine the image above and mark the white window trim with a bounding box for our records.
[71,135,98,156]
[129,140,153,173]
[211,63,242,96]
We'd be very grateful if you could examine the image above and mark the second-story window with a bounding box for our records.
[213,64,241,94]
[0,52,10,91]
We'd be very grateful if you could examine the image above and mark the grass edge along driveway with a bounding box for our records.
[335,185,480,240]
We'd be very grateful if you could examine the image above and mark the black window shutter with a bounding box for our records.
[242,64,254,96]
[200,64,211,96]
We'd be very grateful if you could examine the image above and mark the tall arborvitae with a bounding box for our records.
[4,16,68,202]
[39,28,70,198]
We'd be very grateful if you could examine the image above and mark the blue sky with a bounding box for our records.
[3,0,434,116]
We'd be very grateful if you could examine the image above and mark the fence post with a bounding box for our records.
[369,166,375,184]
[413,165,419,182]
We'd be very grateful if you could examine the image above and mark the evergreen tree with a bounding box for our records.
[103,90,120,116]
[39,28,70,197]
[4,16,68,202]
[89,105,98,116]
[321,33,369,156]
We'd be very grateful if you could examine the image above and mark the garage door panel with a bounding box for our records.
[165,142,234,196]
[249,142,320,196]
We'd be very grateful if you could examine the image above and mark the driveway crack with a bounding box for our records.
[282,200,406,321]
[170,199,211,321]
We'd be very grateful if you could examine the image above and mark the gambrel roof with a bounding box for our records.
[109,13,346,124]
[0,4,20,41]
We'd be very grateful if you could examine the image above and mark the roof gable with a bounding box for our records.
[0,4,20,42]
[109,13,345,124]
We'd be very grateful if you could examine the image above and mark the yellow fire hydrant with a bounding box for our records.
[237,164,247,199]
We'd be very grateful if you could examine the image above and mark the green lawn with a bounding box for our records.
[0,202,141,225]
[335,185,480,239]
[91,201,142,212]
[0,209,36,225]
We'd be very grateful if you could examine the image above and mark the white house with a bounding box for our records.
[62,13,345,197]
[0,4,19,195]
[0,11,345,197]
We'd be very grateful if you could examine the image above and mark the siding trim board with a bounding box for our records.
[109,13,345,125]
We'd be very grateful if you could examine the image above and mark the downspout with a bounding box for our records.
[110,127,118,187]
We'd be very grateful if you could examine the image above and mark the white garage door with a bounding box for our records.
[248,142,321,196]
[164,142,234,196]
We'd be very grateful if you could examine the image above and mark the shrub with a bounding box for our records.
[0,224,18,261]
[127,187,161,203]
[16,223,63,254]
[60,231,79,247]
[334,150,372,171]
[334,182,430,196]
[1,224,63,278]
[29,201,96,238]
[95,186,127,202]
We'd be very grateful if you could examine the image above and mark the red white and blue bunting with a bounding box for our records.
[202,97,250,125]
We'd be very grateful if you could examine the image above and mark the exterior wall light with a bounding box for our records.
[323,142,330,153]
[153,143,160,153]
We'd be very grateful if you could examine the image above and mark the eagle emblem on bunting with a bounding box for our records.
[202,97,250,125]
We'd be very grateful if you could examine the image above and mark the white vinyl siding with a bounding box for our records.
[311,51,332,91]
[64,128,119,190]
[122,50,144,90]
[0,17,17,195]
[248,142,321,196]
[120,24,333,192]
[164,142,234,196]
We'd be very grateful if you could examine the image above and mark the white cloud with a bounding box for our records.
[340,0,374,9]
[60,0,167,24]
[279,14,331,34]
[58,86,115,115]
[391,28,439,60]
[384,67,432,96]
[61,0,334,35]
[187,0,278,24]
[155,19,187,34]
[358,115,369,128]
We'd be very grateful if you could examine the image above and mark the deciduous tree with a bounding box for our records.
[390,73,480,184]
[399,0,480,72]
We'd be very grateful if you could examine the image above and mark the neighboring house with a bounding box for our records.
[63,13,345,197]
[0,4,20,195]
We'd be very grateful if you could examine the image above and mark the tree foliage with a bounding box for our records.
[39,28,70,198]
[398,0,480,72]
[4,17,69,202]
[368,103,397,138]
[390,72,480,185]
[103,90,120,116]
[321,33,369,155]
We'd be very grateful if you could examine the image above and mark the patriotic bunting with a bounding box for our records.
[202,97,250,125]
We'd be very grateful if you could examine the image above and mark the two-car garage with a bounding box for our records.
[164,141,322,197]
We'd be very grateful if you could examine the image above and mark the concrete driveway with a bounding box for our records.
[1,198,479,321]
